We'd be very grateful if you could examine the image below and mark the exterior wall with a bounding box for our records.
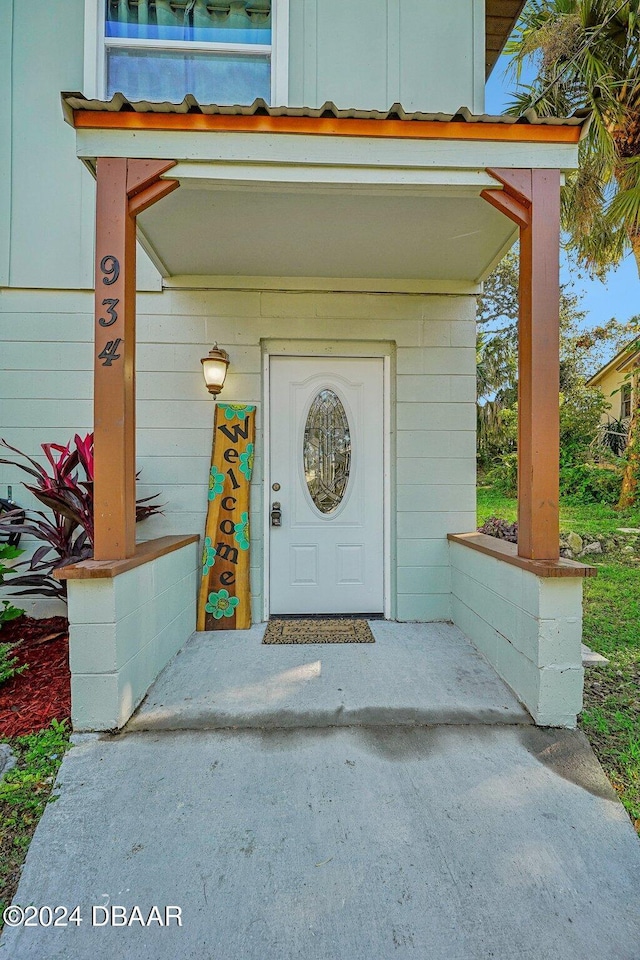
[2,0,89,290]
[1,0,485,290]
[289,0,485,114]
[0,285,477,624]
[67,541,198,730]
[450,542,584,727]
[593,365,635,423]
[0,0,167,292]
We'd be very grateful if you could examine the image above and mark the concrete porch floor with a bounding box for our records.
[127,621,532,731]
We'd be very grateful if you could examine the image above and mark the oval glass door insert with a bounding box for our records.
[303,389,352,514]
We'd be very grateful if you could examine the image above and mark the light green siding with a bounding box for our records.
[0,285,477,623]
[0,1,14,286]
[8,0,91,290]
[288,0,485,113]
[2,0,161,291]
[398,0,481,113]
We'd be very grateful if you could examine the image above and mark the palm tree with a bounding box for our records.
[506,0,640,504]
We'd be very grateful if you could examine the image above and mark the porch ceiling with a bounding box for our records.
[136,179,516,282]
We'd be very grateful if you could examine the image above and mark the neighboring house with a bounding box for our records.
[587,339,639,451]
[1,0,594,731]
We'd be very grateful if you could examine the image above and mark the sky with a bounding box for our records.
[485,56,640,341]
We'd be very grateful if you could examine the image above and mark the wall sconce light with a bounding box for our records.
[201,344,230,397]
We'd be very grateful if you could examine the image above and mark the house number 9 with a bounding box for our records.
[100,255,120,285]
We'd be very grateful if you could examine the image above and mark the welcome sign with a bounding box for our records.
[197,403,256,631]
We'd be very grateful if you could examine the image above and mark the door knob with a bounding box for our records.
[271,501,282,526]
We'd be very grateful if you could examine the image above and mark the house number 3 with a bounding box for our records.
[99,298,119,327]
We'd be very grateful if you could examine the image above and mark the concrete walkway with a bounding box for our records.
[2,623,640,960]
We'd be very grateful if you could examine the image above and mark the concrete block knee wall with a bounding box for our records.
[67,541,199,731]
[449,542,584,727]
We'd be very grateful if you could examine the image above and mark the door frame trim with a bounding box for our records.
[262,340,393,621]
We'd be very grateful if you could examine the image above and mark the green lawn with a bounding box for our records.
[580,561,640,828]
[477,486,640,831]
[0,721,71,922]
[477,486,640,537]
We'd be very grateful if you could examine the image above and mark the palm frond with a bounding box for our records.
[607,184,640,229]
[502,0,640,278]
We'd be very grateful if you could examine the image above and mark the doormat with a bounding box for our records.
[262,618,375,644]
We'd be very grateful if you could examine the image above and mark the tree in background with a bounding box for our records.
[476,253,519,469]
[477,248,632,502]
[506,0,640,504]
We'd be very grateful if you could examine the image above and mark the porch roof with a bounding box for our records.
[62,93,589,139]
[586,337,640,386]
[62,95,585,288]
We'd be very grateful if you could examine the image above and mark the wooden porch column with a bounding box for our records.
[481,168,561,561]
[93,159,178,560]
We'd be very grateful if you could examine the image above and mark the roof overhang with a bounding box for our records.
[63,96,584,290]
[587,340,640,386]
[486,0,527,76]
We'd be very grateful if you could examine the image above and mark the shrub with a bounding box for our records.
[484,453,518,497]
[0,641,27,686]
[478,516,518,543]
[559,463,622,505]
[559,383,608,466]
[0,434,163,601]
[593,416,630,458]
[0,545,24,627]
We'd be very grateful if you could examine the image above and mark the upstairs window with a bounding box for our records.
[621,382,632,419]
[94,0,287,105]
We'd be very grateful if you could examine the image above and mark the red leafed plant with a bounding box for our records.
[0,434,163,600]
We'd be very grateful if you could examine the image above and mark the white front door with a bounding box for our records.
[269,356,384,615]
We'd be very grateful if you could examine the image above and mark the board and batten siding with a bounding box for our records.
[0,0,160,291]
[289,0,485,114]
[0,287,476,622]
[1,0,485,290]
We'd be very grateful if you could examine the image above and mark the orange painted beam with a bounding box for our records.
[483,167,561,562]
[128,178,179,218]
[94,158,137,561]
[518,169,561,562]
[73,110,583,144]
[93,158,178,561]
[480,188,530,229]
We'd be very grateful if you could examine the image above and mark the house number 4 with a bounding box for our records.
[98,338,122,367]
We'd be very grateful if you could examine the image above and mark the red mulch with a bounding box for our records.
[0,615,70,738]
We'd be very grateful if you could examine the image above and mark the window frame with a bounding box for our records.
[84,0,289,106]
[621,381,632,419]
